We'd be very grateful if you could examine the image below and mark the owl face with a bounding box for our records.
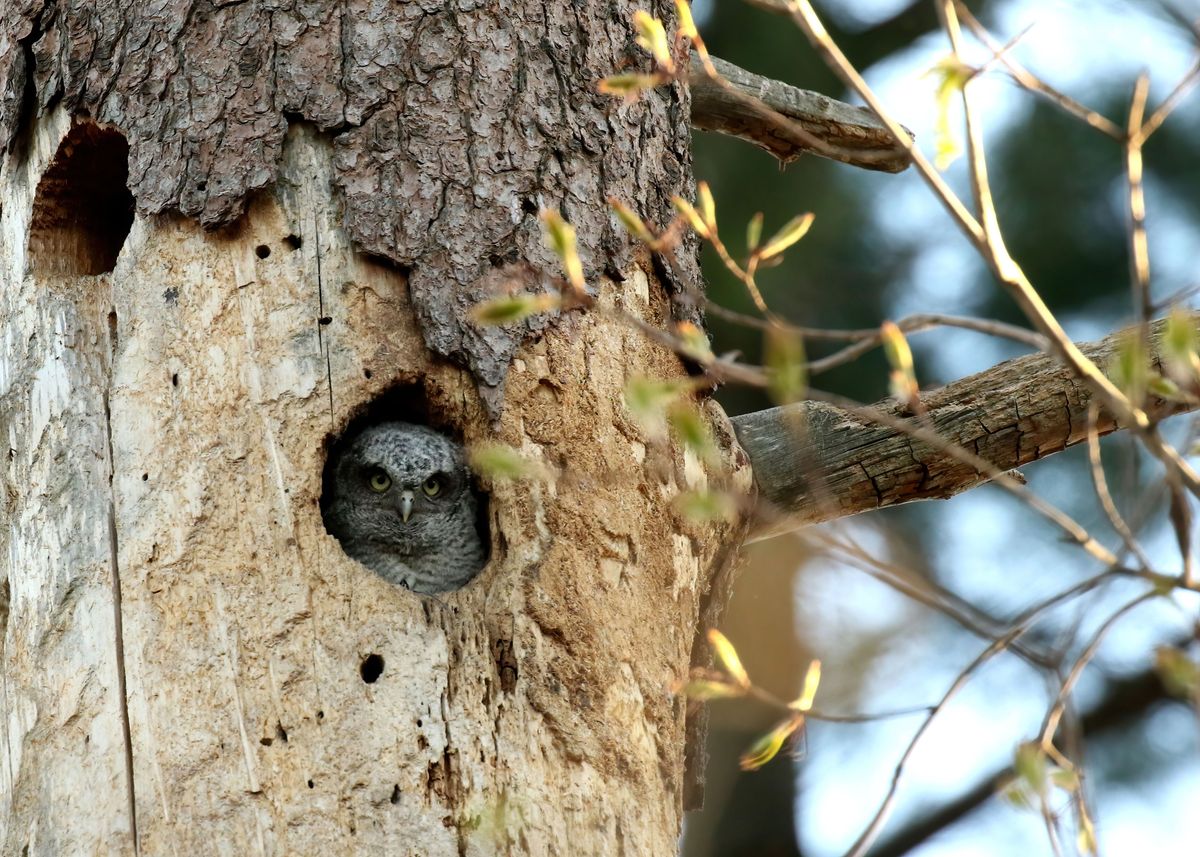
[330,422,472,552]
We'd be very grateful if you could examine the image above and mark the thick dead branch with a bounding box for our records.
[688,55,913,172]
[734,318,1192,540]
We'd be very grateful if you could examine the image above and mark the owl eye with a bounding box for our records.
[367,468,391,493]
[422,476,442,497]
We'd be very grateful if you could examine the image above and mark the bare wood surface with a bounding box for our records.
[734,319,1191,539]
[688,55,913,172]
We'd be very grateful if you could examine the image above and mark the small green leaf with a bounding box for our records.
[1148,373,1189,402]
[1164,308,1200,387]
[672,196,709,238]
[669,403,719,464]
[1049,768,1080,792]
[707,628,750,688]
[540,209,585,293]
[608,198,655,244]
[633,10,674,72]
[674,321,713,364]
[697,181,717,231]
[675,0,699,39]
[624,376,693,426]
[1109,331,1149,406]
[471,293,561,326]
[757,213,814,261]
[745,212,763,254]
[765,324,807,405]
[1014,742,1047,794]
[468,443,548,482]
[739,714,804,771]
[1000,782,1033,810]
[674,489,738,523]
[598,73,663,98]
[925,56,971,170]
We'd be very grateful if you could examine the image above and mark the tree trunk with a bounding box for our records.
[0,2,750,854]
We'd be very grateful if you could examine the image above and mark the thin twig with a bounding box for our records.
[1039,592,1158,748]
[1086,401,1153,570]
[953,1,1123,139]
[1126,73,1153,322]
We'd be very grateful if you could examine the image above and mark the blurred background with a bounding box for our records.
[679,1,1200,855]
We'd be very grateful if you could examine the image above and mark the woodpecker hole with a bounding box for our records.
[360,653,384,683]
[27,123,135,276]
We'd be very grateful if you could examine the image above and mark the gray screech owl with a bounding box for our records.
[324,422,486,594]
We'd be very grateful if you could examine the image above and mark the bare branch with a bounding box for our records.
[687,54,913,172]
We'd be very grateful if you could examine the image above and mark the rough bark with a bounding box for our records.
[0,0,699,411]
[734,319,1191,539]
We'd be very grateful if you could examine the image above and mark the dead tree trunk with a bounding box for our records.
[0,2,750,854]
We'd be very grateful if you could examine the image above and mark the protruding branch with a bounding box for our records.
[733,318,1194,540]
[687,55,913,172]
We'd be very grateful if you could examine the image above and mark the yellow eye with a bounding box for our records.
[368,469,391,493]
[422,476,442,497]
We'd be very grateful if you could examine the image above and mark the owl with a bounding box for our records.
[323,421,486,594]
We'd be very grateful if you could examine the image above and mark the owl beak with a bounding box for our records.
[399,490,414,523]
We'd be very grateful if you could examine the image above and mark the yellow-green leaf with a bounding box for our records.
[675,0,699,39]
[598,73,663,98]
[624,376,693,425]
[469,443,548,482]
[739,714,804,771]
[1109,331,1149,406]
[789,659,822,711]
[1164,307,1200,387]
[608,198,655,244]
[1050,768,1080,792]
[745,212,763,254]
[672,196,709,238]
[697,181,717,230]
[1014,742,1047,793]
[880,321,914,375]
[674,489,738,523]
[765,323,807,405]
[675,678,747,701]
[925,56,971,170]
[669,403,718,463]
[757,212,814,261]
[1148,373,1189,402]
[633,10,674,72]
[707,629,750,688]
[675,321,713,364]
[1000,782,1033,810]
[540,209,585,293]
[471,293,561,326]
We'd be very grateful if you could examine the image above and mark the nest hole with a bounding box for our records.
[27,122,135,276]
[319,383,492,593]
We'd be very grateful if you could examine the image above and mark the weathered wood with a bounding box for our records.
[1,107,751,854]
[734,319,1189,539]
[0,0,700,411]
[688,55,912,172]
